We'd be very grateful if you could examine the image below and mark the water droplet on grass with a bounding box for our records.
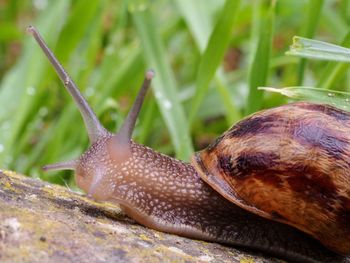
[163,99,172,110]
[27,86,36,96]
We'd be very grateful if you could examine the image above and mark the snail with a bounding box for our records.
[27,25,350,263]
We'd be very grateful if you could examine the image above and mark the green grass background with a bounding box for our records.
[1,0,350,187]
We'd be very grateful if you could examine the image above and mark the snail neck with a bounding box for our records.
[109,142,218,240]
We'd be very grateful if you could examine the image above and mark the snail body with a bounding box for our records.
[28,26,350,263]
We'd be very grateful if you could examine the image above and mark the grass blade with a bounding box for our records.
[189,0,240,124]
[215,75,241,124]
[287,36,350,62]
[297,0,324,85]
[322,4,348,39]
[245,0,275,115]
[317,30,350,89]
[176,1,241,126]
[260,86,350,111]
[132,5,193,160]
[174,0,213,51]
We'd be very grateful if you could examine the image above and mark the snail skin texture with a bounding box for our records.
[28,26,350,263]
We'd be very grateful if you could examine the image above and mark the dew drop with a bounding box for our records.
[155,91,162,99]
[0,144,4,153]
[27,86,36,96]
[327,93,335,97]
[346,98,350,103]
[163,99,172,110]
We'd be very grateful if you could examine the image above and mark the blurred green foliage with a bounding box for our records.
[1,0,350,186]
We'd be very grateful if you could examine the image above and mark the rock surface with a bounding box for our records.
[0,170,347,263]
[0,170,283,263]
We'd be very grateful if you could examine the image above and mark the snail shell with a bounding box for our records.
[193,102,350,254]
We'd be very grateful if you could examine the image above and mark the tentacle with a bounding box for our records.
[114,69,155,145]
[27,25,108,144]
[42,159,78,171]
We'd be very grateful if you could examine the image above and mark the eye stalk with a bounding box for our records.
[27,25,155,172]
[26,25,108,144]
[113,69,155,146]
[42,159,78,171]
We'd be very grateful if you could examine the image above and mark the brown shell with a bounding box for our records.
[192,102,350,255]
